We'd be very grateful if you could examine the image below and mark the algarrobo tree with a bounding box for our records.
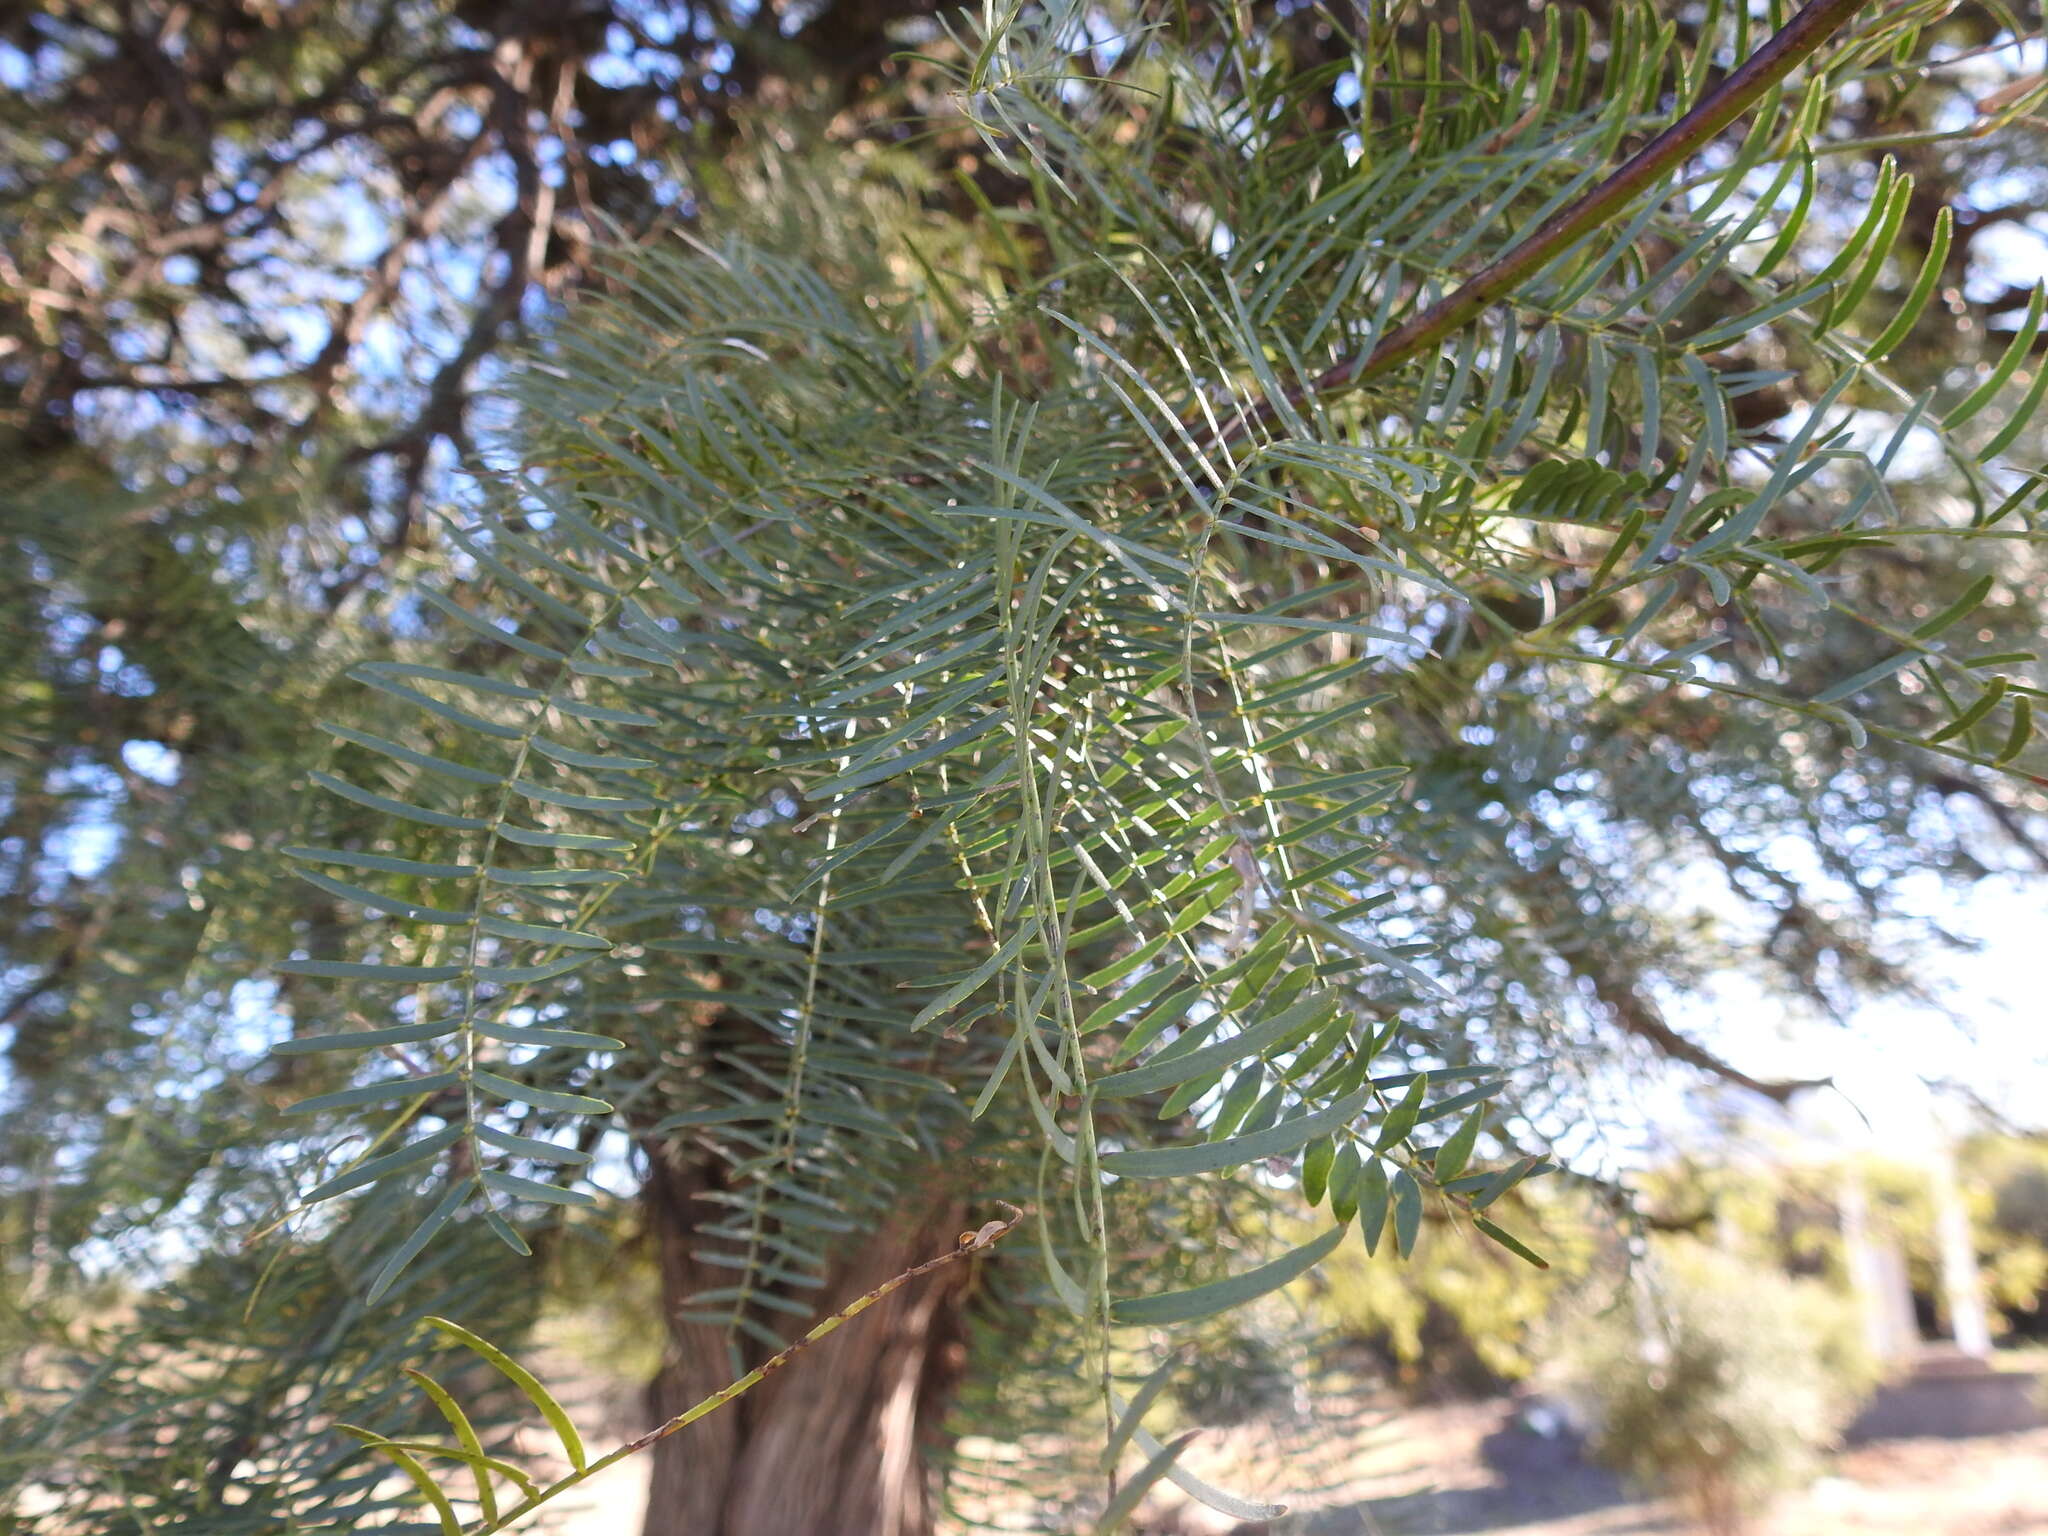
[16,0,2048,1530]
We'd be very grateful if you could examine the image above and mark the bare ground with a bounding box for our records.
[1301,1397,2048,1536]
[549,1385,2048,1536]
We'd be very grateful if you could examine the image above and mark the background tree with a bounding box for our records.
[4,0,2046,1532]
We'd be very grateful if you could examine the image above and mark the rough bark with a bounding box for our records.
[639,1147,971,1536]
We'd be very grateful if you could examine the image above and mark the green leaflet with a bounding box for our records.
[1094,1432,1198,1534]
[1914,574,1994,640]
[303,1126,463,1204]
[274,957,465,983]
[285,1072,460,1115]
[1750,146,1815,282]
[473,1071,613,1115]
[1414,1078,1509,1127]
[1391,1167,1424,1256]
[1926,677,2007,745]
[1079,931,1175,993]
[309,772,489,831]
[1433,1109,1484,1184]
[477,914,612,949]
[1474,1155,1550,1209]
[807,710,1010,799]
[908,919,1041,1031]
[1995,698,2034,766]
[1357,1156,1392,1256]
[1980,351,2048,461]
[356,661,545,701]
[282,846,478,880]
[1081,960,1188,1038]
[1944,284,2045,430]
[529,736,658,771]
[366,1181,471,1304]
[1102,1356,1182,1470]
[482,1169,598,1207]
[1300,1137,1336,1208]
[411,585,567,662]
[1866,206,1950,360]
[318,723,504,786]
[651,1105,778,1130]
[348,672,528,741]
[474,1019,624,1050]
[1038,1207,1091,1320]
[1328,1143,1364,1224]
[1819,165,1911,332]
[972,1022,1028,1121]
[1105,1399,1288,1521]
[335,1430,463,1536]
[484,1207,534,1256]
[1475,1216,1551,1268]
[1157,1064,1226,1121]
[1100,1088,1371,1178]
[510,778,655,813]
[1113,1225,1348,1326]
[495,825,636,853]
[1687,277,1831,350]
[551,698,661,727]
[567,657,652,680]
[483,865,626,887]
[476,954,601,985]
[270,1018,457,1056]
[401,1368,531,1520]
[477,1124,595,1163]
[1373,1071,1430,1150]
[1094,992,1336,1098]
[427,1316,589,1471]
[1812,650,1919,706]
[1206,1067,1267,1142]
[290,868,469,925]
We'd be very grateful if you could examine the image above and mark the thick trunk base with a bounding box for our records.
[639,1150,969,1536]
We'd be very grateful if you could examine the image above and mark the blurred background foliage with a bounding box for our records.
[1288,1131,2048,1402]
[1548,1244,1884,1536]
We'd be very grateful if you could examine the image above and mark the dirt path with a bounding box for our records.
[1305,1398,2048,1536]
[547,1385,2048,1535]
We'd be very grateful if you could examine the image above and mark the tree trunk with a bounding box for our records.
[639,1147,971,1536]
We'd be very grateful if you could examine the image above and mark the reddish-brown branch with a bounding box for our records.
[1213,0,1880,454]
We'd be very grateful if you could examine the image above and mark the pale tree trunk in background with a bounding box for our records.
[1929,1142,1991,1357]
[638,1149,971,1536]
[1839,1167,1919,1362]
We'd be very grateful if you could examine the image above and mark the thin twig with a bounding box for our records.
[465,1202,1026,1534]
[1215,0,1880,453]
